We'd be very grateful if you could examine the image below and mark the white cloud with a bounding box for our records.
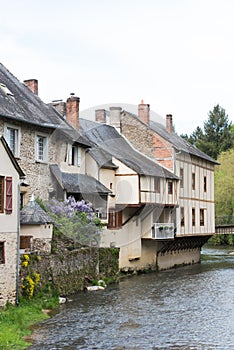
[0,0,234,134]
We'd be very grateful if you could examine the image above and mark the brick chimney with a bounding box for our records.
[66,94,80,130]
[166,114,173,133]
[109,107,122,131]
[95,109,106,124]
[24,79,38,95]
[138,100,150,124]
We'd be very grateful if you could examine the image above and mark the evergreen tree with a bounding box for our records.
[181,105,234,159]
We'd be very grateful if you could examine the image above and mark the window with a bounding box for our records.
[69,145,82,166]
[5,125,20,157]
[181,207,184,227]
[0,242,5,264]
[0,176,4,213]
[108,208,122,229]
[192,173,195,190]
[200,209,205,226]
[20,236,32,250]
[36,134,48,162]
[204,176,207,192]
[192,208,195,226]
[154,177,160,193]
[168,181,173,195]
[180,168,184,188]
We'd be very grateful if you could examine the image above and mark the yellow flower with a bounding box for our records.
[23,254,30,261]
[22,260,28,267]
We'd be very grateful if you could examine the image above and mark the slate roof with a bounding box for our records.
[50,164,111,194]
[20,197,53,225]
[80,120,178,180]
[0,63,90,147]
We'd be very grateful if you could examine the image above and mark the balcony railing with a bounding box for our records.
[152,223,175,240]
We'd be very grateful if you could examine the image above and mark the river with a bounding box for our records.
[28,246,234,350]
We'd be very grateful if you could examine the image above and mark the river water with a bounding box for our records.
[28,246,234,350]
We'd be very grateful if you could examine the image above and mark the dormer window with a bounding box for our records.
[69,145,81,166]
[0,83,14,97]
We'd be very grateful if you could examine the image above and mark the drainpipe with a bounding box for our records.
[15,181,21,306]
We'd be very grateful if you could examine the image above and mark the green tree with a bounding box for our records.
[210,148,234,245]
[181,105,234,159]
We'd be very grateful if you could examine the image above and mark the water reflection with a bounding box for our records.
[28,246,234,350]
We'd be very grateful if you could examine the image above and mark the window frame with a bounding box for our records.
[35,133,48,162]
[168,181,173,195]
[180,207,185,227]
[0,242,5,264]
[0,176,4,213]
[69,145,82,167]
[154,177,160,193]
[200,208,205,226]
[108,208,122,229]
[192,173,196,190]
[4,124,21,158]
[204,176,207,192]
[192,208,196,226]
[180,168,184,188]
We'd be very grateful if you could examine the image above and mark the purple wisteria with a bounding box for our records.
[47,196,93,220]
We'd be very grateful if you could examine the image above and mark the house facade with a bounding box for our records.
[91,103,217,269]
[0,136,24,307]
[80,121,179,270]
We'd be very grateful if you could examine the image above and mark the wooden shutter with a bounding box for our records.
[5,177,13,214]
[0,177,4,213]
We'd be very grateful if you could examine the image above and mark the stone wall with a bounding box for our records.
[121,112,174,171]
[0,233,17,308]
[20,247,119,297]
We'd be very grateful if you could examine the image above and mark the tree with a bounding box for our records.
[181,105,234,159]
[46,196,103,247]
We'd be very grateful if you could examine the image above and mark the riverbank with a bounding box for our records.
[0,297,59,350]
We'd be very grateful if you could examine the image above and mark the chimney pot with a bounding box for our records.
[24,79,38,95]
[166,114,173,133]
[138,101,150,125]
[66,95,80,130]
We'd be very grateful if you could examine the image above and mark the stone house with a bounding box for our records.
[0,136,25,307]
[0,63,111,211]
[92,104,218,269]
[20,195,53,254]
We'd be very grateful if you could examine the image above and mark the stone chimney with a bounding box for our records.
[109,107,122,131]
[166,114,173,133]
[66,94,80,130]
[95,109,106,124]
[24,79,38,95]
[51,100,66,117]
[138,100,150,124]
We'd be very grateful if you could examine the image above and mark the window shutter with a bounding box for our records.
[5,177,13,214]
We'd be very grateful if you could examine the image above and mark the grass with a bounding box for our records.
[0,296,59,350]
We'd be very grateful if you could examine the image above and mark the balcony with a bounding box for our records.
[152,223,175,240]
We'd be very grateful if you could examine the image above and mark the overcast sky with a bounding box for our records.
[1,0,234,134]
